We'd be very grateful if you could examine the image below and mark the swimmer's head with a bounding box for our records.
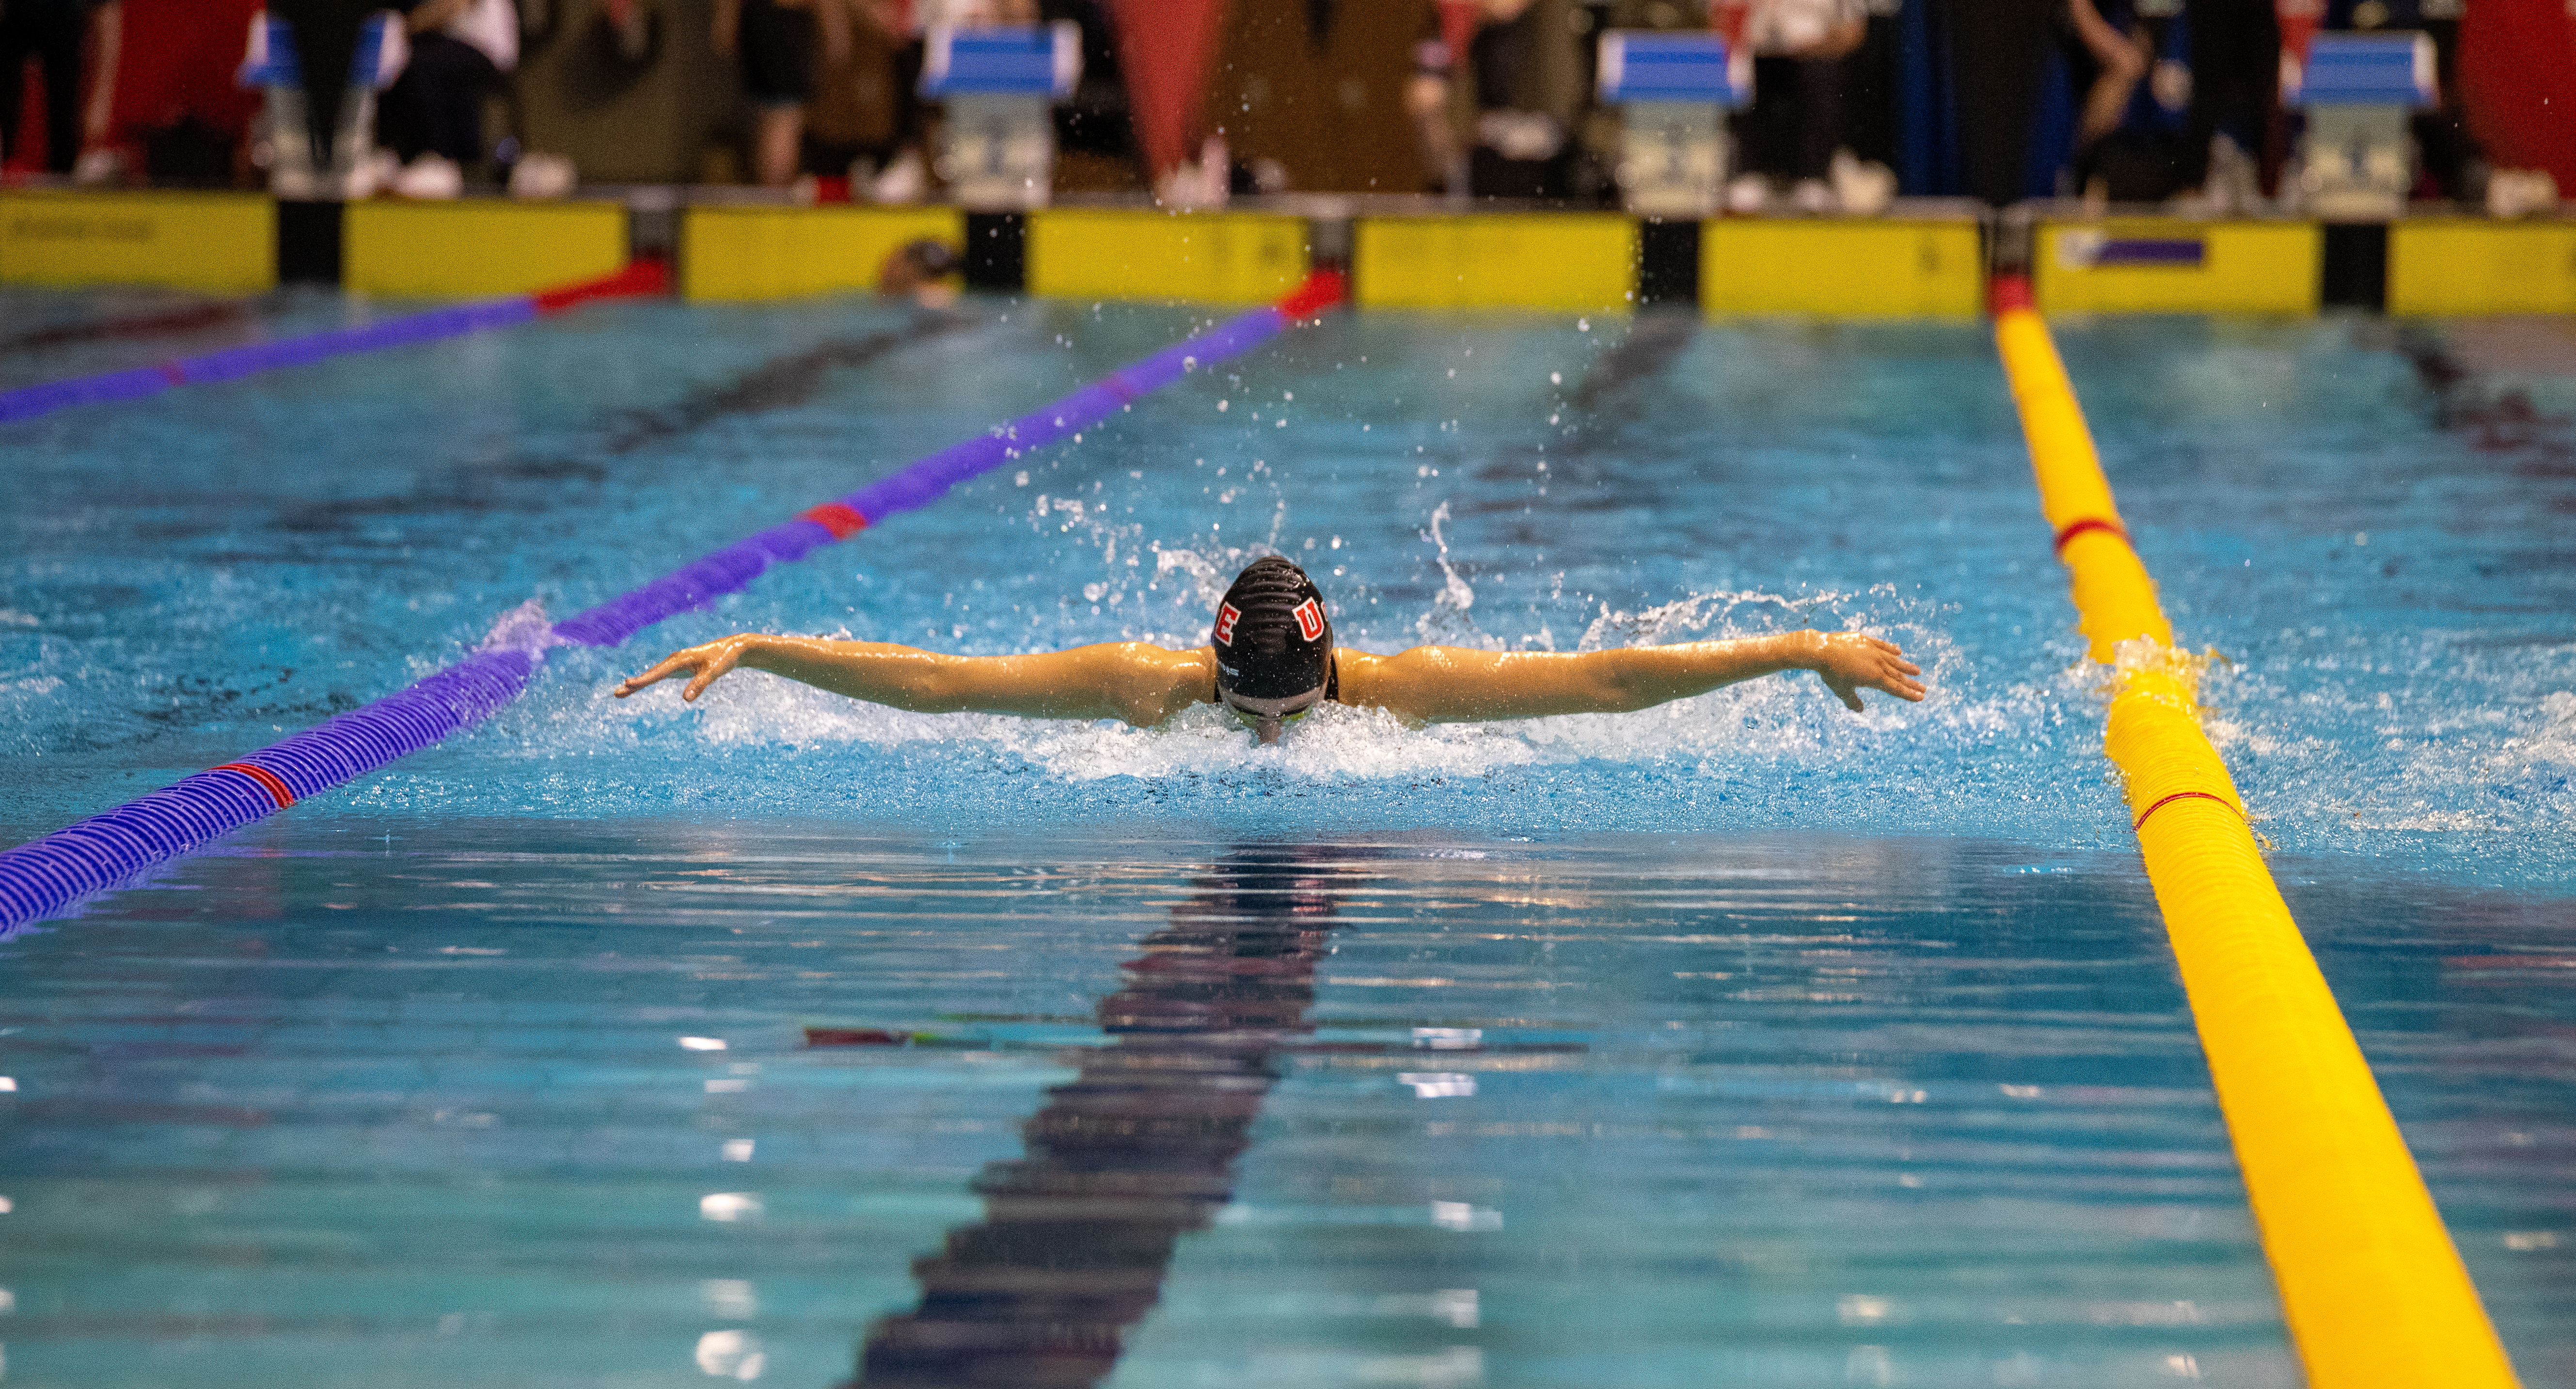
[1212,556,1332,745]
[878,239,962,305]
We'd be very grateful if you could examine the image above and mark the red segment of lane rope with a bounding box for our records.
[2052,516,2131,555]
[1989,273,2035,315]
[800,501,869,539]
[2131,789,2242,832]
[212,763,296,810]
[534,259,671,315]
[1275,269,1347,321]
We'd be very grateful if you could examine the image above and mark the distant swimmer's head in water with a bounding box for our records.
[1211,557,1333,745]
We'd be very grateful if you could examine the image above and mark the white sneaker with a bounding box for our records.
[73,147,126,185]
[1828,150,1896,217]
[391,153,463,200]
[2488,168,2560,219]
[871,149,927,205]
[509,151,578,199]
[1724,173,1771,215]
[343,147,402,199]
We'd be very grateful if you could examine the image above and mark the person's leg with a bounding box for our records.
[36,5,86,172]
[1792,56,1849,184]
[755,104,804,186]
[1736,54,1798,179]
[1943,0,2057,206]
[425,36,500,165]
[378,48,434,162]
[0,12,31,166]
[736,0,817,187]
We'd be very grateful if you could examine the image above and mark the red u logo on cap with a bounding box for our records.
[1214,602,1241,645]
[1293,598,1324,641]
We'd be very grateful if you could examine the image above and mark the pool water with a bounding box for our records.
[0,288,2570,1388]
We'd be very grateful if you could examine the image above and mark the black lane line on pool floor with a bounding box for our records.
[1450,309,1702,546]
[2389,324,2576,652]
[267,309,981,537]
[850,844,1362,1389]
[0,299,261,356]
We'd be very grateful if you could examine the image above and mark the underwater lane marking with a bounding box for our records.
[1996,299,2521,1389]
[0,272,1349,933]
[0,263,665,426]
[210,763,296,810]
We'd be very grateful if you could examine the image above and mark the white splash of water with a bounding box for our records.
[478,597,561,656]
[1414,502,1487,647]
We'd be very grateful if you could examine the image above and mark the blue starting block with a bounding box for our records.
[2290,32,2435,221]
[2294,32,2438,109]
[1596,32,1747,108]
[1596,32,1748,219]
[920,23,1083,211]
[920,24,1081,100]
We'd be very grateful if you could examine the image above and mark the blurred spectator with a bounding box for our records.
[1044,0,1139,190]
[1413,0,1585,200]
[0,0,111,173]
[2179,0,2280,200]
[807,0,931,198]
[73,0,263,185]
[1196,0,1430,196]
[1715,0,1872,211]
[714,0,853,186]
[2066,0,2277,208]
[380,0,519,190]
[2061,0,2162,200]
[1467,0,1583,198]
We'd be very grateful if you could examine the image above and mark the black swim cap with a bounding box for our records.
[900,239,959,278]
[1212,556,1332,701]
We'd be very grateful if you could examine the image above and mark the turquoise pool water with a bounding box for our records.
[0,290,2570,1387]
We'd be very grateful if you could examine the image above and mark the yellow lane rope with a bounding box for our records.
[1992,298,2520,1389]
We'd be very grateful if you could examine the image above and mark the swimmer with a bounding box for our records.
[877,238,961,309]
[614,556,1928,743]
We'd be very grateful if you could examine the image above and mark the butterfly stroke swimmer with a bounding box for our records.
[615,556,1928,743]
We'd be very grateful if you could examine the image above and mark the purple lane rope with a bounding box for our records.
[0,261,668,427]
[0,272,1345,933]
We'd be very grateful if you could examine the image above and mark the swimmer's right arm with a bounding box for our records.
[612,635,1211,727]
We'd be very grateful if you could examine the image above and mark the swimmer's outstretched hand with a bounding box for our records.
[1813,632,1927,712]
[615,635,760,703]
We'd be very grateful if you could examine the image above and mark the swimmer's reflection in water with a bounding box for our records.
[843,846,1357,1388]
[618,557,1926,745]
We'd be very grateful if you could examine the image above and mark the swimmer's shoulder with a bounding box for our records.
[1326,647,1397,707]
[1060,641,1216,722]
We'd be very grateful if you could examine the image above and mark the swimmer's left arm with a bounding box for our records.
[1340,631,1926,723]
